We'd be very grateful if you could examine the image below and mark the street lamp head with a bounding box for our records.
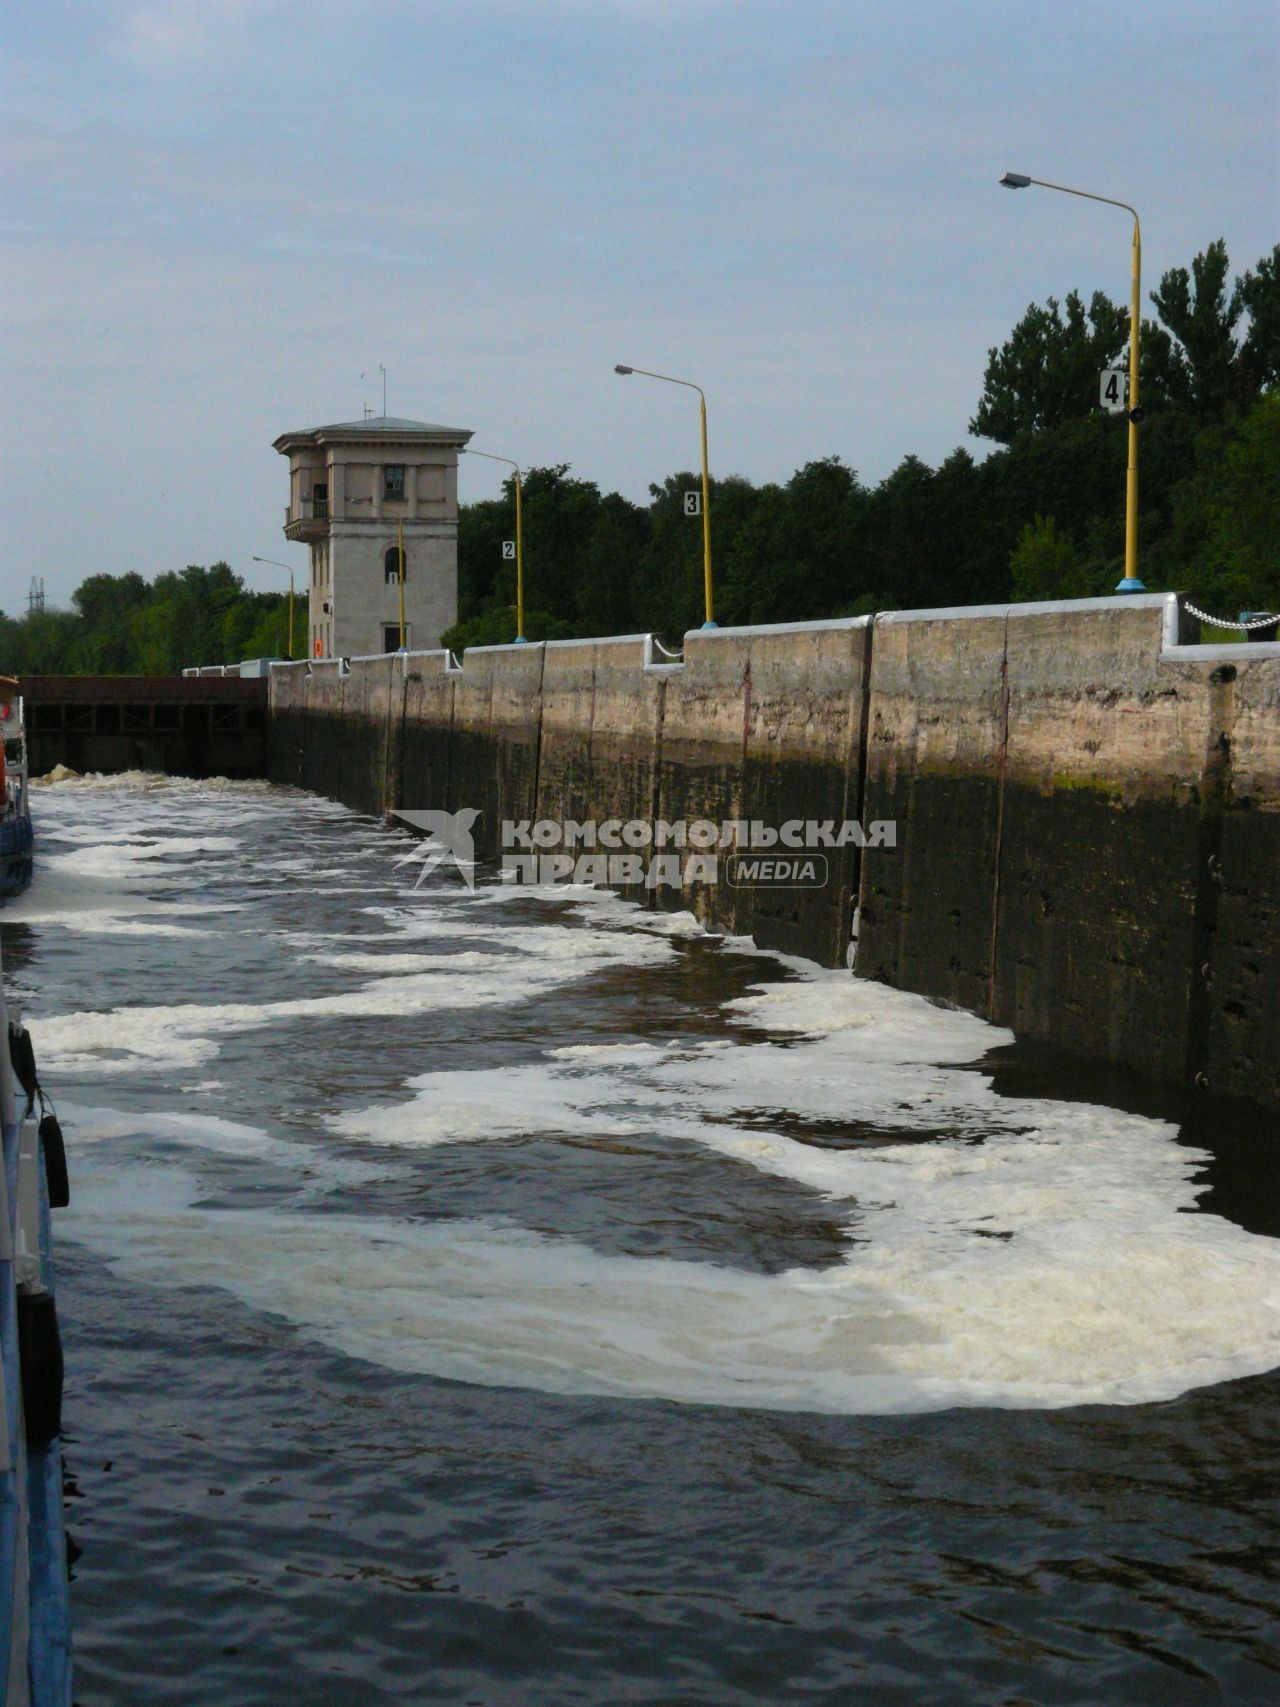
[1000,172,1031,189]
[614,364,633,375]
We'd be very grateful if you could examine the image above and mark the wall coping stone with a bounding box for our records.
[682,615,874,639]
[544,633,652,651]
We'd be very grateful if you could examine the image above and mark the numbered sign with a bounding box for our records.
[502,541,516,560]
[683,490,702,517]
[1100,369,1127,414]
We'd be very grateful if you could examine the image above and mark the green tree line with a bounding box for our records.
[3,237,1275,673]
[0,565,292,675]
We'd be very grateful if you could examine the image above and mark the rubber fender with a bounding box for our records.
[17,1289,64,1451]
[8,1023,38,1115]
[39,1112,70,1209]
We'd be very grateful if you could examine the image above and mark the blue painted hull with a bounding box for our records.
[0,815,32,901]
[0,997,72,1699]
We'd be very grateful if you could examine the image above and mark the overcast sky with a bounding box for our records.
[1,0,1276,610]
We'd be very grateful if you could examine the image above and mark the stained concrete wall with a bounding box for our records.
[857,606,1009,1017]
[856,596,1280,1109]
[268,600,1280,1111]
[399,650,456,824]
[448,643,545,860]
[654,621,872,962]
[266,655,398,814]
[1153,638,1280,1108]
[534,637,662,904]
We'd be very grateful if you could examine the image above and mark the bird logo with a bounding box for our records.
[391,807,481,891]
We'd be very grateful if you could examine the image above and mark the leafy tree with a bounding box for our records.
[973,242,1280,448]
[1235,245,1280,397]
[0,565,291,675]
[1160,393,1280,615]
[1009,515,1096,601]
[1148,239,1243,414]
[451,465,649,647]
[970,290,1129,443]
[638,472,763,639]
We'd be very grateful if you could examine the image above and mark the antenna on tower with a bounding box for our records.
[27,576,45,615]
[379,364,387,417]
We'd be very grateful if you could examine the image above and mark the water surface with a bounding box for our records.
[6,775,1279,1704]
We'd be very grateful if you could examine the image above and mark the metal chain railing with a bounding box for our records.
[1183,601,1280,633]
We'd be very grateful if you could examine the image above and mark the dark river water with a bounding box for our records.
[3,774,1279,1705]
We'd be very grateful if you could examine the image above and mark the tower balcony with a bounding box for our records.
[284,498,330,542]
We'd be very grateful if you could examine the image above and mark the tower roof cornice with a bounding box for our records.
[273,414,473,453]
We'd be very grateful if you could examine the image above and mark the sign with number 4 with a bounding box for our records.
[683,490,702,517]
[1100,369,1127,414]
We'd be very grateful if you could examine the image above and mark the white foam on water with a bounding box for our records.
[33,927,678,1074]
[15,781,266,933]
[24,778,1280,1417]
[3,861,243,935]
[327,1063,650,1148]
[548,1042,671,1063]
[301,950,511,974]
[560,892,714,938]
[354,910,682,970]
[32,770,275,794]
[725,969,1002,1052]
[60,1103,395,1190]
[50,836,241,870]
[59,1137,1280,1414]
[297,955,1280,1412]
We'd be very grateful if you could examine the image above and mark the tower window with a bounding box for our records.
[384,465,406,501]
[385,546,406,584]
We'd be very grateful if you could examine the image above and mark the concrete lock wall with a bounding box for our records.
[268,600,1280,1111]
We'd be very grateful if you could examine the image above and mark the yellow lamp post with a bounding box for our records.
[461,448,526,642]
[999,172,1145,592]
[251,555,297,658]
[615,364,716,627]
